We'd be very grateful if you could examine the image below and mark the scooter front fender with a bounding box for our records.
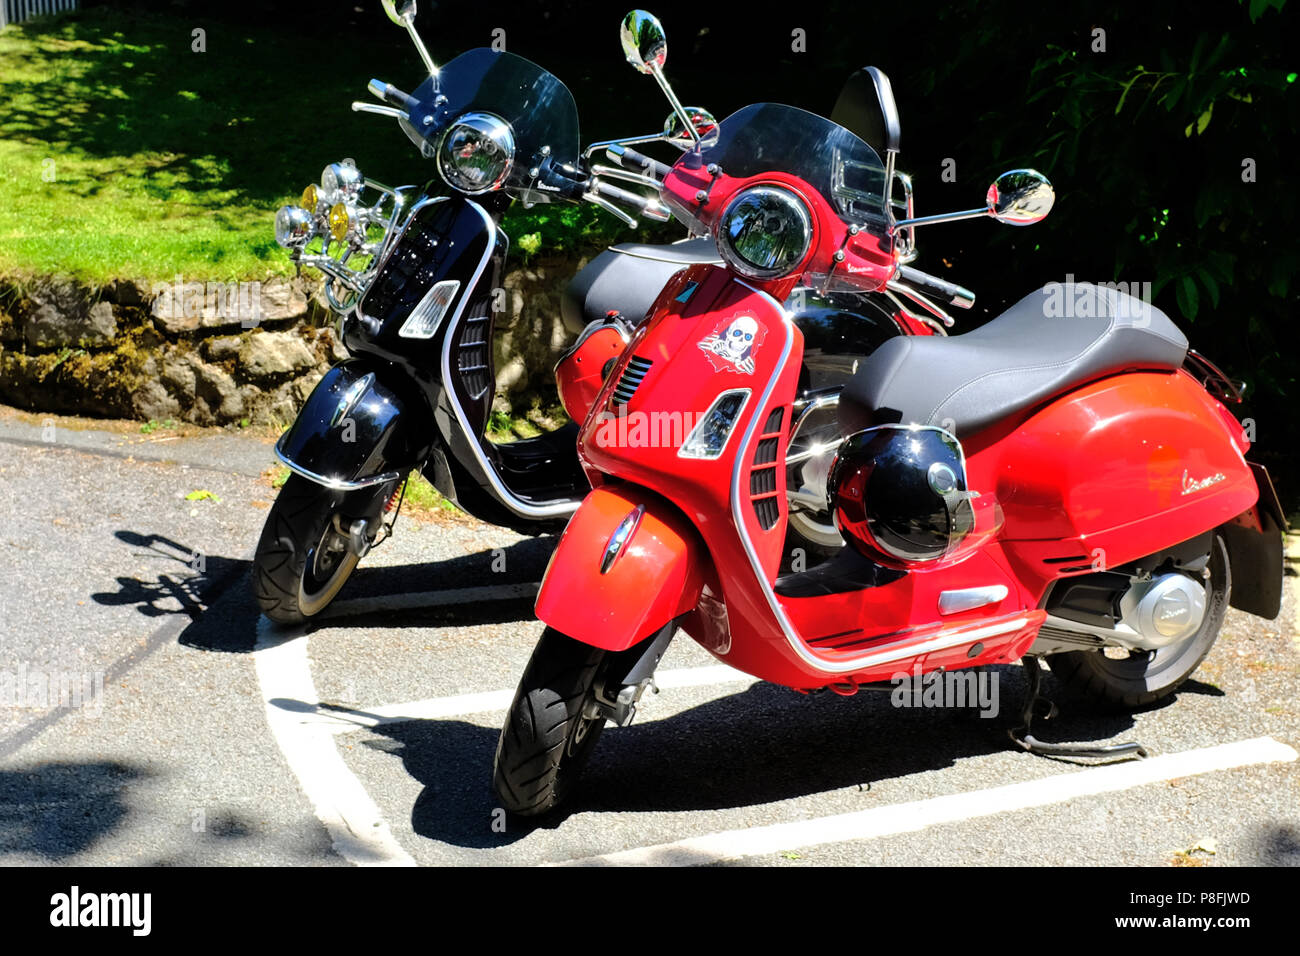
[276,359,434,490]
[536,485,707,651]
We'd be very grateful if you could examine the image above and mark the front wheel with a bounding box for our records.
[253,474,379,625]
[493,628,610,817]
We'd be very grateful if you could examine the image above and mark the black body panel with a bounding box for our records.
[276,358,434,486]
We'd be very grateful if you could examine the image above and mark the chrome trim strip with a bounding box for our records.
[440,201,580,520]
[726,278,1025,675]
[600,505,645,574]
[843,617,1032,670]
[274,440,402,492]
[938,585,1010,615]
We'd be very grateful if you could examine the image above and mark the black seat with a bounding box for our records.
[560,238,721,335]
[838,283,1189,437]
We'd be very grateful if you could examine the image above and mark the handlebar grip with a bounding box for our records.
[897,265,976,309]
[368,78,417,115]
[606,144,673,182]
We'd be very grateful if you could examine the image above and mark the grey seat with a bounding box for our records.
[560,238,720,335]
[838,283,1190,437]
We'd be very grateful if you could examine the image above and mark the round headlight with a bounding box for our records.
[716,186,812,279]
[321,161,363,203]
[327,203,356,242]
[437,112,515,195]
[300,183,320,212]
[274,205,314,249]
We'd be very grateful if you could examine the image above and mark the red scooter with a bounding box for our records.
[493,11,1286,816]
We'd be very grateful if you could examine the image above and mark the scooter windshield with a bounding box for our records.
[403,48,580,204]
[680,103,891,229]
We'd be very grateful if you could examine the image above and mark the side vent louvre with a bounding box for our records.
[749,406,786,531]
[457,297,492,399]
[612,355,653,406]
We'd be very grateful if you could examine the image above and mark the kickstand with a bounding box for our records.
[1008,657,1149,760]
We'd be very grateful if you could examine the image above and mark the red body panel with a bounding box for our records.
[541,257,1262,692]
[534,485,708,651]
[977,369,1257,600]
[554,326,626,425]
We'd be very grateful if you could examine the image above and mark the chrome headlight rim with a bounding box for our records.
[274,205,315,249]
[715,184,813,280]
[321,161,364,205]
[436,111,517,196]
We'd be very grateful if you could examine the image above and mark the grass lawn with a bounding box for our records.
[0,6,674,287]
[0,7,439,284]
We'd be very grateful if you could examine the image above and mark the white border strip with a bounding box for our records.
[557,736,1298,866]
[315,664,756,735]
[253,621,416,866]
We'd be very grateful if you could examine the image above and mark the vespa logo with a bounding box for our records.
[1180,469,1226,496]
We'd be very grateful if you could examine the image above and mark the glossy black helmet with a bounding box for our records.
[828,425,975,567]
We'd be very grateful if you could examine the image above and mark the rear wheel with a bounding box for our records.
[1048,534,1231,710]
[493,628,610,817]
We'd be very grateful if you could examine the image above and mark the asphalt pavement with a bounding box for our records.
[1,407,1296,866]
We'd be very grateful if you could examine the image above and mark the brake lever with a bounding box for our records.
[885,280,956,328]
[589,163,662,190]
[351,102,408,121]
[583,191,639,228]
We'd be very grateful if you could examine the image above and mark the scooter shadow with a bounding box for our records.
[372,663,1153,849]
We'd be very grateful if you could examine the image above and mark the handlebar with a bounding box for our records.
[367,78,417,116]
[895,265,975,309]
[592,180,671,222]
[605,144,673,182]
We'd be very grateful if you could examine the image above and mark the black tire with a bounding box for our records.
[1047,533,1231,710]
[253,474,363,625]
[493,628,610,817]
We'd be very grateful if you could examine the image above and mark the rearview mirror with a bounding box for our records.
[663,108,719,150]
[620,10,668,74]
[381,0,416,25]
[986,169,1055,225]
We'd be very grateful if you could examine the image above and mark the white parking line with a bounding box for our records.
[253,619,416,867]
[557,736,1299,866]
[314,663,756,734]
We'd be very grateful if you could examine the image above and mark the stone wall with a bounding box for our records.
[0,257,583,427]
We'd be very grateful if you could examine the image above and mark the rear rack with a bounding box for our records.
[1184,349,1245,404]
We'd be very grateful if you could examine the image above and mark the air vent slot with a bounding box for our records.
[748,405,786,532]
[612,355,653,406]
[750,469,777,495]
[457,298,492,399]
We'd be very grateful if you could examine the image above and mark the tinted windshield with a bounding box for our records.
[404,48,579,204]
[681,103,889,227]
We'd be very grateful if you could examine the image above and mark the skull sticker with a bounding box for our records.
[698,313,764,374]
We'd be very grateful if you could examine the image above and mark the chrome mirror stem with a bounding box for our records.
[894,207,989,229]
[400,14,439,89]
[648,65,700,148]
